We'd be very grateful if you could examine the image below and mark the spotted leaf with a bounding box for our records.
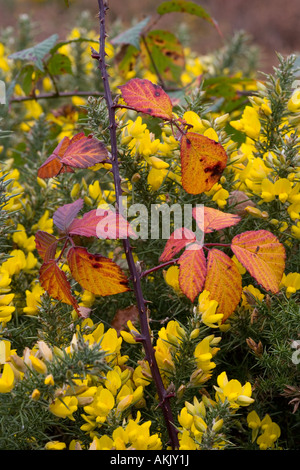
[119,78,173,120]
[180,132,228,194]
[67,246,129,296]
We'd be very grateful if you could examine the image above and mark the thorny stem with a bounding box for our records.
[97,0,179,450]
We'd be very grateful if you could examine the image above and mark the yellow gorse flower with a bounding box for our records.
[230,106,261,140]
[214,371,254,409]
[247,411,281,449]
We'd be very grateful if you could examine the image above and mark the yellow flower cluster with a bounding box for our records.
[0,317,162,449]
[121,116,181,191]
[228,90,300,238]
[178,370,254,450]
[247,410,281,450]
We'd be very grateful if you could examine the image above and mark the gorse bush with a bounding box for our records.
[0,0,299,451]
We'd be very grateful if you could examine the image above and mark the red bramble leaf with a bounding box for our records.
[68,209,100,238]
[118,78,173,120]
[231,230,285,293]
[67,246,129,296]
[204,248,242,323]
[180,132,228,194]
[68,208,137,239]
[94,208,137,239]
[38,133,109,179]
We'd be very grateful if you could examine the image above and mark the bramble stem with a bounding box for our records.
[97,0,179,450]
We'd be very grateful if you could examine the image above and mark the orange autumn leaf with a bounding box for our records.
[193,206,240,234]
[38,133,109,179]
[231,230,285,293]
[67,246,129,296]
[204,248,242,322]
[178,244,206,302]
[118,78,173,120]
[39,259,79,312]
[180,132,228,194]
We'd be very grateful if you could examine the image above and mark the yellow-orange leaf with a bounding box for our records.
[39,260,79,312]
[180,132,228,194]
[204,248,242,322]
[231,230,285,293]
[67,246,129,296]
[119,78,173,120]
[178,244,206,302]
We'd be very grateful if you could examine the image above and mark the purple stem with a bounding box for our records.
[97,0,179,450]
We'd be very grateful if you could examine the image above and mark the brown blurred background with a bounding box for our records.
[1,0,300,72]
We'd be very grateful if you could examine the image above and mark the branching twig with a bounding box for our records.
[97,0,179,450]
[140,258,180,279]
[10,90,103,104]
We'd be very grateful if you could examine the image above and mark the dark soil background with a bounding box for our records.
[1,0,300,73]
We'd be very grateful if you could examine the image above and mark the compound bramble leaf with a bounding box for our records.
[118,78,173,120]
[204,248,242,323]
[159,227,197,262]
[180,132,228,194]
[53,198,84,233]
[39,259,79,312]
[231,230,285,293]
[178,244,206,302]
[38,133,109,179]
[193,206,240,234]
[37,136,74,179]
[67,246,129,296]
[35,231,58,261]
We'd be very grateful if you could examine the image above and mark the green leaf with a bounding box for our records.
[157,0,221,34]
[50,37,99,55]
[111,17,151,50]
[141,30,185,83]
[8,34,59,71]
[47,53,73,76]
[20,65,35,96]
[116,44,140,78]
